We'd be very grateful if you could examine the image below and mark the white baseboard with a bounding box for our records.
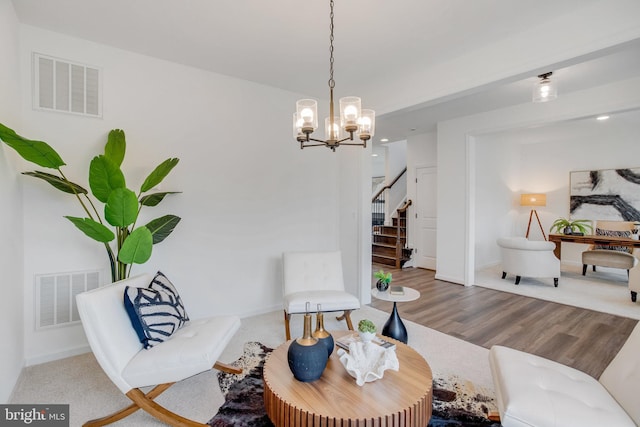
[435,273,464,286]
[25,345,91,367]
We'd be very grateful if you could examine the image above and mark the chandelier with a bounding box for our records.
[293,0,375,151]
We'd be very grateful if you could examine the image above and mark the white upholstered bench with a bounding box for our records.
[489,322,640,427]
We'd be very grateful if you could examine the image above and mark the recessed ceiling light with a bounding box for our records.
[596,115,610,121]
[380,138,389,142]
[372,153,378,157]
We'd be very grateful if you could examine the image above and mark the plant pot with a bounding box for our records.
[563,226,573,235]
[359,331,376,343]
[376,279,389,292]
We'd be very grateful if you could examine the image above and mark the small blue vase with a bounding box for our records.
[287,312,328,382]
[312,310,334,357]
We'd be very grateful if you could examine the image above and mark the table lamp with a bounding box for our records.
[521,193,547,240]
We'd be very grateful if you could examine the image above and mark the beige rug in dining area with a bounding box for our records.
[475,263,640,320]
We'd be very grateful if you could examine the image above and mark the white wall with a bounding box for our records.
[16,25,349,364]
[475,112,640,269]
[438,76,640,285]
[0,0,25,403]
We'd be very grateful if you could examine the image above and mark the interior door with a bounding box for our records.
[416,166,437,270]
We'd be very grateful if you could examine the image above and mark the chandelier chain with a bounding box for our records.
[328,0,335,89]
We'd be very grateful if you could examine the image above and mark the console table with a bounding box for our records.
[548,233,640,259]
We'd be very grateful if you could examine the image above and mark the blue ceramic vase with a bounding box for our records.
[312,307,334,356]
[287,311,328,382]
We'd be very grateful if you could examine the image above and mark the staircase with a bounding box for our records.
[372,200,412,268]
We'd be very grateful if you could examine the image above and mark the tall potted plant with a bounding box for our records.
[0,123,181,282]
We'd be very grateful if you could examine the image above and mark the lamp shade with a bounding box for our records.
[520,193,546,207]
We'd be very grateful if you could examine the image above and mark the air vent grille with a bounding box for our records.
[33,53,102,117]
[35,270,101,330]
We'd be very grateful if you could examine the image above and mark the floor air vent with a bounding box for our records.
[35,270,101,330]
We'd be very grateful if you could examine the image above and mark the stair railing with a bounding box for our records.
[371,168,407,228]
[395,199,412,268]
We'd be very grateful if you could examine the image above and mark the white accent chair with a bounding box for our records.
[489,322,640,427]
[497,237,561,287]
[76,273,242,427]
[282,250,360,340]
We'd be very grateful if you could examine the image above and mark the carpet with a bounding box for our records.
[208,342,500,427]
[475,264,640,320]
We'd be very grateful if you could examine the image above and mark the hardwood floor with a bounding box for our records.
[369,263,638,378]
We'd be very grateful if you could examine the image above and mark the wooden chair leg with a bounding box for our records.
[214,361,243,375]
[83,360,240,427]
[83,383,174,427]
[284,310,292,340]
[126,388,206,427]
[336,310,354,330]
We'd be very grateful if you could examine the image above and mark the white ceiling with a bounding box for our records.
[10,0,640,144]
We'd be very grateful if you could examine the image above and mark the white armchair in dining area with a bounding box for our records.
[497,237,561,287]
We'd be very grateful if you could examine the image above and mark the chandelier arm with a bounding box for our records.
[338,142,366,147]
[301,142,331,148]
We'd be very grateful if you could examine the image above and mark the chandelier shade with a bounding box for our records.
[293,0,374,151]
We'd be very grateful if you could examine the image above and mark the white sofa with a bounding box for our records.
[489,322,640,427]
[497,237,561,287]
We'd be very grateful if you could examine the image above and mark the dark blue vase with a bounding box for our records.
[287,312,328,382]
[312,310,334,356]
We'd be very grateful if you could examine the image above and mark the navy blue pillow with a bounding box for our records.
[124,271,189,349]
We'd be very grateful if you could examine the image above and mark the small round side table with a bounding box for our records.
[371,287,420,344]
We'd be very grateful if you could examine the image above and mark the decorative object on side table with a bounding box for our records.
[358,319,377,342]
[374,269,392,292]
[312,304,334,356]
[287,302,328,382]
[550,217,593,235]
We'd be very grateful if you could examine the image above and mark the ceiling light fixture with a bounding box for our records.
[293,0,375,151]
[532,72,557,103]
[596,115,610,121]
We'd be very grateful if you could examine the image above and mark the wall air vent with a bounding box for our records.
[35,270,102,330]
[33,53,102,118]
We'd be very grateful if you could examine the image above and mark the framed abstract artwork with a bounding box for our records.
[569,167,640,222]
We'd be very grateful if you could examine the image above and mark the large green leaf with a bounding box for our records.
[119,227,153,264]
[140,158,179,193]
[145,215,181,244]
[89,155,126,203]
[104,129,126,167]
[0,123,65,169]
[139,191,182,207]
[65,216,115,242]
[23,171,88,195]
[104,188,139,227]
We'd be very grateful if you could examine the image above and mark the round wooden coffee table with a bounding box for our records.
[263,331,433,426]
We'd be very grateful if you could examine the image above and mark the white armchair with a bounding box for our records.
[76,273,241,427]
[489,322,640,427]
[282,250,360,340]
[497,237,561,287]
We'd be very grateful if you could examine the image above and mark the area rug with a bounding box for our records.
[208,342,500,427]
